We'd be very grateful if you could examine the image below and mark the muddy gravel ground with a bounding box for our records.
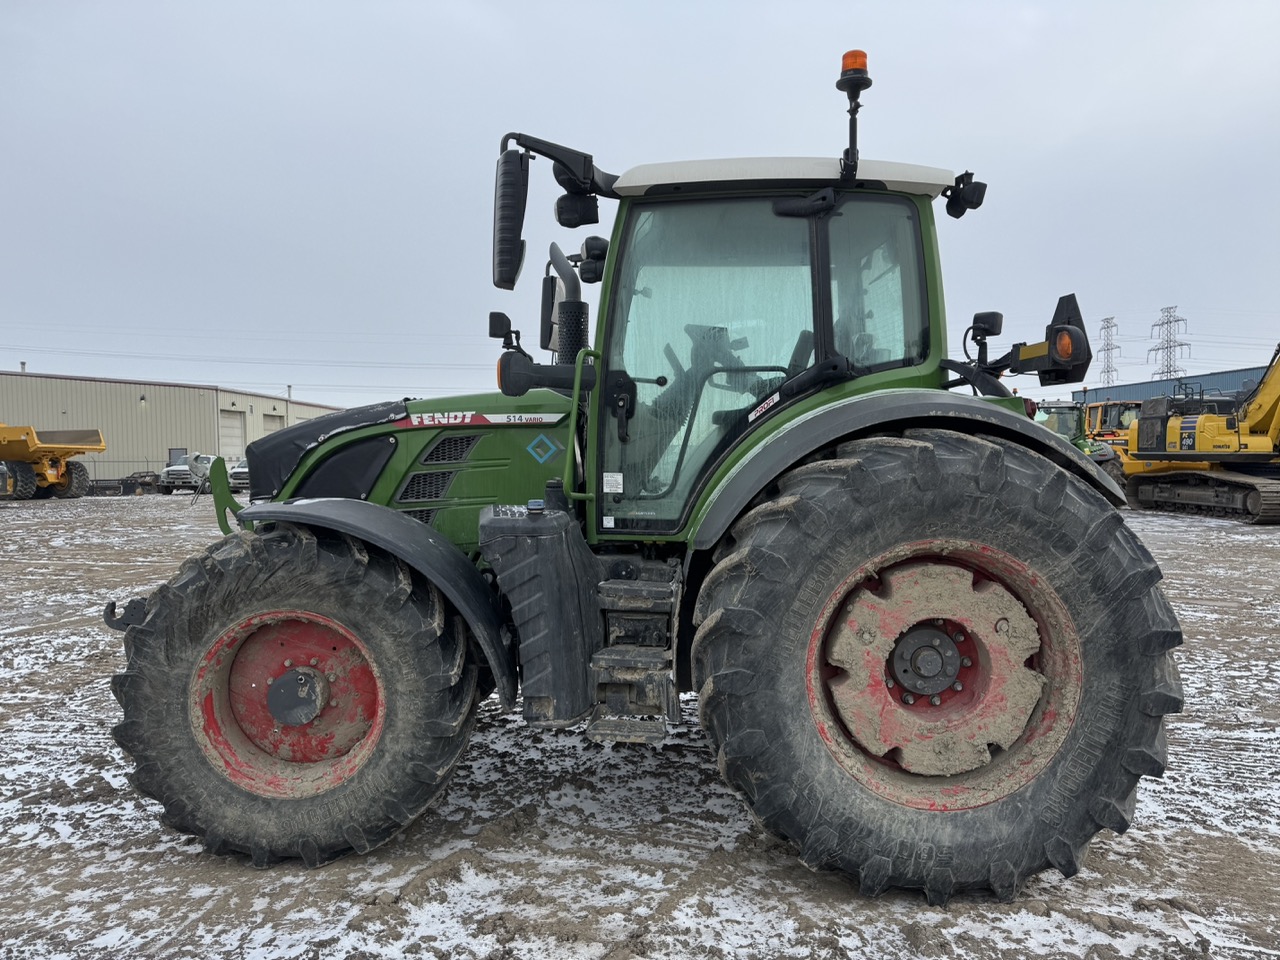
[1,495,1277,959]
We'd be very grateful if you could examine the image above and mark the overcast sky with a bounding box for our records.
[3,1,1277,409]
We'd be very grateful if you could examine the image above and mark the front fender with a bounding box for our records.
[691,389,1124,552]
[238,498,515,709]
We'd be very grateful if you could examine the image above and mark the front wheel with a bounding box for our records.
[112,523,477,867]
[693,430,1182,903]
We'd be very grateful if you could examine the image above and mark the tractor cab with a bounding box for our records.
[488,51,1093,536]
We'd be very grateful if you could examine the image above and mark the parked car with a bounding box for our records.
[228,459,250,493]
[157,454,215,495]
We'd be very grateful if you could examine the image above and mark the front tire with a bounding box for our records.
[693,430,1182,903]
[112,522,478,867]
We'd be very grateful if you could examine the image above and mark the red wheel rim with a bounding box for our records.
[191,610,385,798]
[806,540,1083,810]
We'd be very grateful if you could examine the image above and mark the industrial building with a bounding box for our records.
[0,370,339,481]
[1071,364,1268,406]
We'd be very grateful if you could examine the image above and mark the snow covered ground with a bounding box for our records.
[0,496,1276,958]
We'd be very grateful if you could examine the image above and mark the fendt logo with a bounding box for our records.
[408,412,476,427]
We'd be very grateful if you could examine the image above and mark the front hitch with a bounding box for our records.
[104,597,146,632]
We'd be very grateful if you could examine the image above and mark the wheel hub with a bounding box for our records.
[191,610,385,797]
[266,667,331,727]
[823,559,1046,777]
[890,626,960,696]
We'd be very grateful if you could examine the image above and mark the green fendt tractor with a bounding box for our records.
[106,51,1182,904]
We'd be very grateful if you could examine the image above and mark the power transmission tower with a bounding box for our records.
[1098,316,1119,386]
[1147,305,1189,380]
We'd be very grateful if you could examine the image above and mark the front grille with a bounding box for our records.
[423,435,479,464]
[401,508,437,525]
[398,471,455,502]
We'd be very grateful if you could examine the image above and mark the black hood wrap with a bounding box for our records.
[245,400,408,501]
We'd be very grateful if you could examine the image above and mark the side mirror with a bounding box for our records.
[493,150,529,290]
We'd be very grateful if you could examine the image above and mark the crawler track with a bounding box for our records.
[1127,470,1280,524]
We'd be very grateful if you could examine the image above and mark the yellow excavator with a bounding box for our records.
[1124,344,1280,522]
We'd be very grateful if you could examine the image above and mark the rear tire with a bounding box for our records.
[5,461,37,500]
[693,430,1182,903]
[112,523,478,867]
[51,461,91,499]
[158,484,174,495]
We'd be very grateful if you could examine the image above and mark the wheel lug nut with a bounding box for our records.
[327,673,337,682]
[885,677,895,689]
[952,681,964,692]
[953,632,965,644]
[961,656,972,668]
[995,619,1009,634]
[929,695,941,706]
[901,693,916,705]
[310,658,319,666]
[284,659,293,667]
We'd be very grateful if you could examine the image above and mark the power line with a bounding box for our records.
[3,344,495,372]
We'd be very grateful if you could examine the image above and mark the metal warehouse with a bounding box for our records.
[0,370,338,481]
[1071,365,1268,405]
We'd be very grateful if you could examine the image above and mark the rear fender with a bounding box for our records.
[691,389,1124,552]
[238,498,515,709]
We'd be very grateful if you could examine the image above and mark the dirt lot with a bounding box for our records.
[0,495,1277,959]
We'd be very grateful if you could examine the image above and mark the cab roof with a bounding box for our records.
[612,158,954,198]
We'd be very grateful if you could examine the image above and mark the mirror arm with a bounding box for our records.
[500,132,620,198]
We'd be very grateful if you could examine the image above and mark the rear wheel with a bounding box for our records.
[51,461,91,498]
[112,523,477,867]
[693,430,1182,903]
[5,461,37,500]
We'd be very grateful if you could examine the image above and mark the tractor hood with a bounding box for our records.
[246,400,408,501]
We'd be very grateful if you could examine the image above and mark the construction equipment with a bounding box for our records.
[1124,344,1280,522]
[1035,400,1123,482]
[1085,399,1141,444]
[0,423,105,500]
[1084,398,1142,483]
[105,51,1182,904]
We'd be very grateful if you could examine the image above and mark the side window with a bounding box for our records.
[829,198,925,369]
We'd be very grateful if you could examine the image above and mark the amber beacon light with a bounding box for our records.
[836,49,873,180]
[837,49,871,92]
